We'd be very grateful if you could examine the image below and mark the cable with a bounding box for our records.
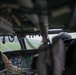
[2,36,6,44]
[8,36,15,42]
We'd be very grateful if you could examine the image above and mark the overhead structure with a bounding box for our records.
[0,0,75,35]
[0,17,13,35]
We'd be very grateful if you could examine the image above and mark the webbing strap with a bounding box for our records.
[69,3,76,28]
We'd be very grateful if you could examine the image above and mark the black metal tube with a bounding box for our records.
[17,35,26,50]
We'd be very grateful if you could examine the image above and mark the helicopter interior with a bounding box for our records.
[0,0,76,75]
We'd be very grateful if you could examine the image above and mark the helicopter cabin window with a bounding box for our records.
[0,33,76,52]
[0,36,21,52]
[24,35,43,49]
[24,32,76,50]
